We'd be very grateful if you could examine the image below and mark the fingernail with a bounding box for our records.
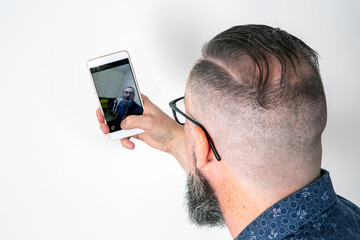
[121,120,126,129]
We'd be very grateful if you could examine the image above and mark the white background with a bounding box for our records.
[0,1,359,239]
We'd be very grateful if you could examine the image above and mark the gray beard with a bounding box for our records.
[185,154,225,228]
[122,99,133,107]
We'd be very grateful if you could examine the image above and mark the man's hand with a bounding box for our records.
[96,94,188,173]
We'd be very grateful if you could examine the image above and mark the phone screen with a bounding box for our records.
[90,59,143,133]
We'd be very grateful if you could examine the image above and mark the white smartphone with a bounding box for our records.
[88,50,145,140]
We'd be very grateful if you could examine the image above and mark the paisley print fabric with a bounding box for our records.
[235,170,360,240]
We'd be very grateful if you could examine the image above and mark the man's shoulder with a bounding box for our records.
[234,170,360,240]
[132,101,142,109]
[129,101,143,114]
[337,194,360,215]
[282,195,360,240]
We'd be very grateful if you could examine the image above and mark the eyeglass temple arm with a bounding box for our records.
[198,125,221,161]
[169,100,221,161]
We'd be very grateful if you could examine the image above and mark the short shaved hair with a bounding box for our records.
[187,25,327,177]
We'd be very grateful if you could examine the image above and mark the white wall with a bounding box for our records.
[0,1,359,239]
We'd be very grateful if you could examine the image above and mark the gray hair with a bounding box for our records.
[187,25,327,172]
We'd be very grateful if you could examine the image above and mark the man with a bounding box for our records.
[96,25,360,239]
[111,86,143,121]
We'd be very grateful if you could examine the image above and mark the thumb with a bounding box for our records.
[121,114,152,132]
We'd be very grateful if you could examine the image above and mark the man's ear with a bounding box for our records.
[192,125,215,169]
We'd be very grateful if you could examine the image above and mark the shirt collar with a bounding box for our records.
[235,169,337,240]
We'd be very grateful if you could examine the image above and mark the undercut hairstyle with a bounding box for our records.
[187,25,327,164]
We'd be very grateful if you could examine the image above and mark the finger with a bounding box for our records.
[100,123,109,134]
[133,133,146,143]
[120,138,135,149]
[140,93,149,104]
[140,94,155,114]
[121,114,153,132]
[96,108,105,123]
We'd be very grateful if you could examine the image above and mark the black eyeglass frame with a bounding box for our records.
[169,96,221,161]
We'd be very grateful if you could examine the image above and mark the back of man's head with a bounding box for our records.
[186,25,327,188]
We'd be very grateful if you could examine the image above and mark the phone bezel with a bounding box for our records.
[88,50,144,140]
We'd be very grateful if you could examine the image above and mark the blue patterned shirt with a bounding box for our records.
[235,169,360,240]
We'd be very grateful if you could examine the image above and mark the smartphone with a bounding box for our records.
[88,50,144,140]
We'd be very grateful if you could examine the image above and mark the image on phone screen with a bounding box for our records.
[90,59,143,133]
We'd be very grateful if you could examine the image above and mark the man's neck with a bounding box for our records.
[204,162,321,239]
[208,168,273,238]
